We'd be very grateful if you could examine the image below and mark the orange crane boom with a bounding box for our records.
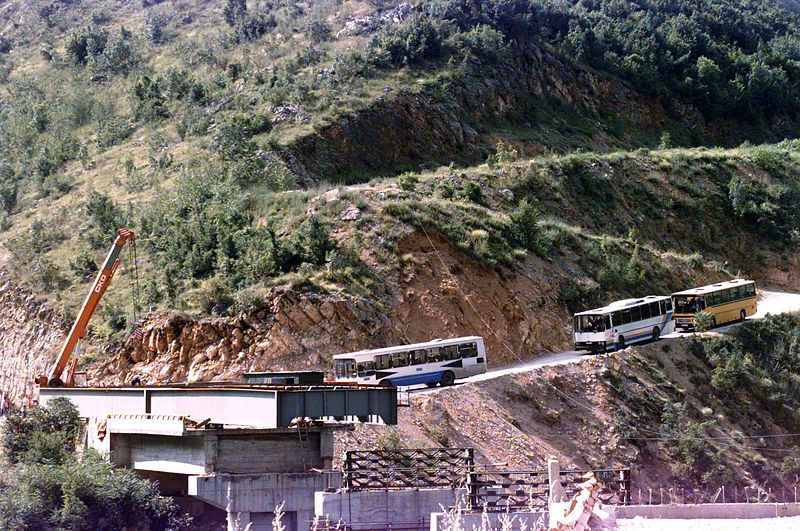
[37,228,135,387]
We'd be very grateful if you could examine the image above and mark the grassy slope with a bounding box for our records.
[0,1,798,358]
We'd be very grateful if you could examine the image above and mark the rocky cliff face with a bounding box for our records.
[0,270,65,402]
[284,43,671,182]
[90,231,572,385]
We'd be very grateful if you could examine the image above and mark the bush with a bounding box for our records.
[694,310,714,332]
[397,172,419,192]
[132,75,169,121]
[305,18,331,45]
[2,397,81,464]
[507,200,550,256]
[727,175,800,239]
[192,276,234,314]
[371,15,443,67]
[486,140,518,168]
[455,180,484,204]
[0,451,191,530]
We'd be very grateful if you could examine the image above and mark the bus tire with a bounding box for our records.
[441,371,456,387]
[652,327,660,341]
[740,309,747,321]
[617,336,625,350]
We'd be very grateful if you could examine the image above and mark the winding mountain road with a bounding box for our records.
[408,290,800,394]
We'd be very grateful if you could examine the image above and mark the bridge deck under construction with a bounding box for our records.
[39,382,397,428]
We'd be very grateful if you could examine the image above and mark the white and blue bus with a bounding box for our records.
[333,336,488,387]
[573,296,674,354]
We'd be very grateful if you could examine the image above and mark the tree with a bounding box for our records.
[0,398,191,529]
[224,0,247,27]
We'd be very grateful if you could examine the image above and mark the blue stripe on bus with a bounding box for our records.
[387,372,445,386]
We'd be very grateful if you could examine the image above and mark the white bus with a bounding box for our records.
[573,296,674,354]
[333,336,488,387]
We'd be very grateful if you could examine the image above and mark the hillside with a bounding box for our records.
[339,315,800,499]
[0,2,798,390]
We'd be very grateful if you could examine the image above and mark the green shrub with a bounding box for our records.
[447,24,508,61]
[487,140,518,168]
[132,75,169,121]
[694,310,713,332]
[507,200,549,256]
[371,15,443,67]
[192,276,235,314]
[2,397,81,464]
[455,180,484,204]
[305,18,332,45]
[397,172,419,192]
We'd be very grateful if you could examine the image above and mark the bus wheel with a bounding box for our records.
[740,309,747,321]
[441,371,456,386]
[617,336,626,350]
[425,382,438,388]
[652,327,660,341]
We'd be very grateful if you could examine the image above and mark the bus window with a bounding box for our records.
[732,286,742,301]
[392,352,409,367]
[621,309,632,324]
[605,315,612,329]
[650,302,660,316]
[336,359,356,378]
[612,311,621,327]
[412,350,427,365]
[444,345,459,360]
[630,306,642,322]
[357,361,376,376]
[375,354,391,370]
[708,292,721,307]
[746,283,756,297]
[666,299,672,311]
[640,304,651,320]
[459,343,479,358]
[721,289,732,304]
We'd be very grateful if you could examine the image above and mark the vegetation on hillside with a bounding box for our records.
[1,0,800,351]
[0,398,190,530]
[605,314,800,491]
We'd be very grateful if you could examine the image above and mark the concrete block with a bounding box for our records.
[616,502,800,520]
[316,488,467,529]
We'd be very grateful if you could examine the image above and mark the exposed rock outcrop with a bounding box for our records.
[90,231,573,386]
[284,43,669,182]
[0,270,64,402]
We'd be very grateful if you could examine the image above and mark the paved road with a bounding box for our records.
[407,290,800,395]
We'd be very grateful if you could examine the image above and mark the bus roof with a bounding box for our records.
[671,279,754,297]
[332,336,484,361]
[574,295,671,317]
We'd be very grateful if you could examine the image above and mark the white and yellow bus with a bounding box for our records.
[672,279,757,331]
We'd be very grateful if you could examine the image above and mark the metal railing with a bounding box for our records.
[343,448,474,491]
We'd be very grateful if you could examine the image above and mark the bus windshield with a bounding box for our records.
[673,296,704,314]
[335,359,356,378]
[574,314,608,333]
